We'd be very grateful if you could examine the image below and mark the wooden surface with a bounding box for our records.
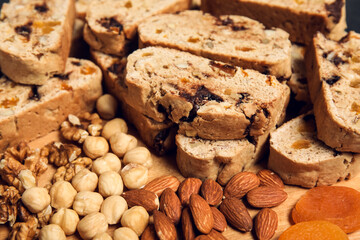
[1,130,360,240]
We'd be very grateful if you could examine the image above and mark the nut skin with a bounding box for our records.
[121,206,149,236]
[210,207,227,232]
[141,225,157,240]
[178,178,203,206]
[123,147,153,168]
[121,163,148,189]
[50,208,79,235]
[224,172,260,199]
[153,210,177,240]
[39,224,66,240]
[83,136,109,159]
[92,153,121,175]
[71,168,98,192]
[114,227,139,240]
[143,175,180,196]
[159,188,182,225]
[219,197,252,232]
[101,195,128,225]
[255,208,278,240]
[50,181,77,209]
[257,169,284,189]
[247,186,288,208]
[189,194,214,234]
[98,171,124,197]
[102,118,128,140]
[122,189,159,212]
[21,187,50,213]
[201,179,223,206]
[73,191,104,216]
[181,207,196,240]
[96,94,118,119]
[77,212,108,240]
[110,132,137,157]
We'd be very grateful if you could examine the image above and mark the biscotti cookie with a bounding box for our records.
[75,0,93,19]
[306,32,360,153]
[124,47,290,140]
[0,0,76,85]
[138,11,292,79]
[268,113,360,188]
[0,58,102,151]
[84,0,191,56]
[201,0,347,45]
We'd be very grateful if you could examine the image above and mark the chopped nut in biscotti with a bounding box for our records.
[53,157,92,182]
[45,142,81,167]
[0,185,21,226]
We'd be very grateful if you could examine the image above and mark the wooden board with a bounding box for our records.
[1,130,360,240]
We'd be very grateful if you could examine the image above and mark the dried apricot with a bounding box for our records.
[292,186,360,233]
[279,221,348,240]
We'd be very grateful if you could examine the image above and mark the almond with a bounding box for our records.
[224,172,260,199]
[254,208,278,240]
[189,194,214,234]
[257,169,284,189]
[178,178,202,206]
[210,207,227,232]
[143,175,180,196]
[181,207,196,240]
[141,224,157,240]
[247,186,287,208]
[219,197,252,232]
[201,179,223,206]
[159,188,182,224]
[194,235,211,240]
[122,189,159,212]
[153,210,177,240]
[208,229,227,240]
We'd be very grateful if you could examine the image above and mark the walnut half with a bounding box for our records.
[53,157,93,183]
[0,185,21,226]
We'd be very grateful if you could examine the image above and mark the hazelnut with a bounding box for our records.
[121,163,148,190]
[73,191,103,216]
[93,232,112,240]
[21,187,51,213]
[50,208,79,235]
[18,169,36,190]
[92,152,121,175]
[98,171,124,197]
[123,147,153,168]
[110,132,137,157]
[120,206,149,236]
[39,224,66,240]
[101,195,128,224]
[102,118,128,140]
[96,94,118,119]
[72,168,98,192]
[83,136,109,159]
[113,227,139,240]
[50,181,77,209]
[77,212,108,240]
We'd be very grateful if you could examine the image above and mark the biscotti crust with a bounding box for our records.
[0,58,102,151]
[0,0,76,85]
[201,0,347,45]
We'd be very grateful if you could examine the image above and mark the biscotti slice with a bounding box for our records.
[84,0,191,56]
[268,113,360,188]
[201,0,347,45]
[75,0,93,19]
[138,11,292,79]
[90,49,176,154]
[0,58,102,151]
[0,0,76,85]
[124,47,290,140]
[306,32,360,153]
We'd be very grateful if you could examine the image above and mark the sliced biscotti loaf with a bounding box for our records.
[0,58,102,151]
[84,0,191,56]
[268,112,360,188]
[124,47,290,140]
[0,0,76,85]
[306,32,360,153]
[138,11,292,79]
[201,0,347,45]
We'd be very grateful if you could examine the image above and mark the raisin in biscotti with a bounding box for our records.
[201,0,347,45]
[306,32,360,153]
[268,113,360,188]
[0,0,76,85]
[138,11,292,79]
[83,0,191,56]
[124,47,290,140]
[90,49,176,154]
[0,58,102,151]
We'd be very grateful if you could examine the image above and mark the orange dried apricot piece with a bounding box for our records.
[279,221,348,240]
[292,186,360,233]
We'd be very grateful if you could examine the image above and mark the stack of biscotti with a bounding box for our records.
[201,0,347,45]
[0,0,76,85]
[83,0,191,56]
[0,58,102,151]
[138,10,292,79]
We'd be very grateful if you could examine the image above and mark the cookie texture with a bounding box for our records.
[138,11,292,79]
[268,113,360,188]
[306,32,360,153]
[201,0,347,45]
[0,58,102,151]
[0,0,76,85]
[84,0,191,56]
